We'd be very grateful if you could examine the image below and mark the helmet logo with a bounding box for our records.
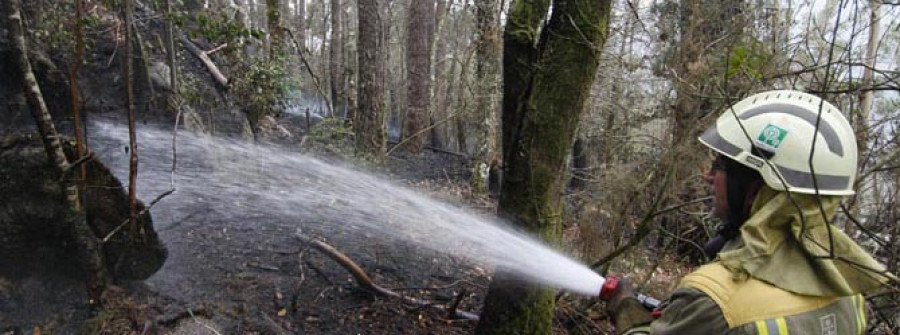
[757,124,788,150]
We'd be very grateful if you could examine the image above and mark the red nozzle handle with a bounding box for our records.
[599,275,619,301]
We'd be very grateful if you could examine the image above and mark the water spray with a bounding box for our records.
[91,121,659,310]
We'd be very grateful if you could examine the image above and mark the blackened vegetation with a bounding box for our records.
[0,134,167,280]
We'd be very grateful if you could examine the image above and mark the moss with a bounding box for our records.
[479,0,612,333]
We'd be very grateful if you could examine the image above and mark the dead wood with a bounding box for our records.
[295,233,479,321]
[132,0,228,88]
[179,34,229,88]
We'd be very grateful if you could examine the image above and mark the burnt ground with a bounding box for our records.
[0,129,502,334]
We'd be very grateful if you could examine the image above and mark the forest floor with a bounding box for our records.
[0,118,512,334]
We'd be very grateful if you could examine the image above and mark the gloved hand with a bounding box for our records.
[603,276,654,331]
[603,275,636,313]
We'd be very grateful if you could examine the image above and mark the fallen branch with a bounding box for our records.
[102,188,174,243]
[295,233,479,321]
[59,151,96,182]
[386,111,465,157]
[206,42,229,55]
[179,34,229,87]
[132,0,228,89]
[387,140,468,158]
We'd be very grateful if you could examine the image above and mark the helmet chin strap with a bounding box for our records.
[704,157,764,259]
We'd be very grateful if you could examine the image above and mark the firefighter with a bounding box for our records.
[607,90,893,334]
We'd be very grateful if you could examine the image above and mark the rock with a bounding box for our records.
[150,62,173,91]
[0,134,167,280]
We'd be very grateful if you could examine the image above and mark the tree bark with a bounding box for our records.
[4,0,106,303]
[165,0,177,93]
[295,0,306,48]
[329,0,343,117]
[403,0,435,155]
[71,0,87,186]
[501,0,550,162]
[850,0,881,232]
[475,0,612,333]
[342,6,356,121]
[267,0,283,58]
[428,0,450,150]
[354,0,386,157]
[472,0,501,194]
[124,0,140,238]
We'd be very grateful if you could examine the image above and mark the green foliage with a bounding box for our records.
[190,11,264,45]
[304,117,356,157]
[308,117,354,142]
[231,58,299,127]
[29,1,74,51]
[726,41,771,80]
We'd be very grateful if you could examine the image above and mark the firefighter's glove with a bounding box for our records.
[604,277,654,331]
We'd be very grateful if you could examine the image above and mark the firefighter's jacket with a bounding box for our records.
[615,186,892,334]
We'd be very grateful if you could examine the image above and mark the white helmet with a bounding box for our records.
[698,90,857,195]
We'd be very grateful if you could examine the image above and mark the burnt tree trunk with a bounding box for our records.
[475,0,612,333]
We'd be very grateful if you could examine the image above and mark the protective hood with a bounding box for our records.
[717,186,894,297]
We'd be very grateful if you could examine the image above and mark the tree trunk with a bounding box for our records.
[329,0,343,117]
[342,5,356,121]
[355,0,386,157]
[4,0,107,303]
[295,0,306,48]
[403,0,435,155]
[850,0,880,232]
[569,137,589,190]
[428,0,450,150]
[447,1,471,153]
[165,0,177,92]
[124,0,141,238]
[71,0,87,186]
[472,0,500,194]
[475,0,612,332]
[501,0,550,162]
[454,47,474,154]
[266,0,282,58]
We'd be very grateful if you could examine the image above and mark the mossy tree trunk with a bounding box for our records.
[475,0,612,333]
